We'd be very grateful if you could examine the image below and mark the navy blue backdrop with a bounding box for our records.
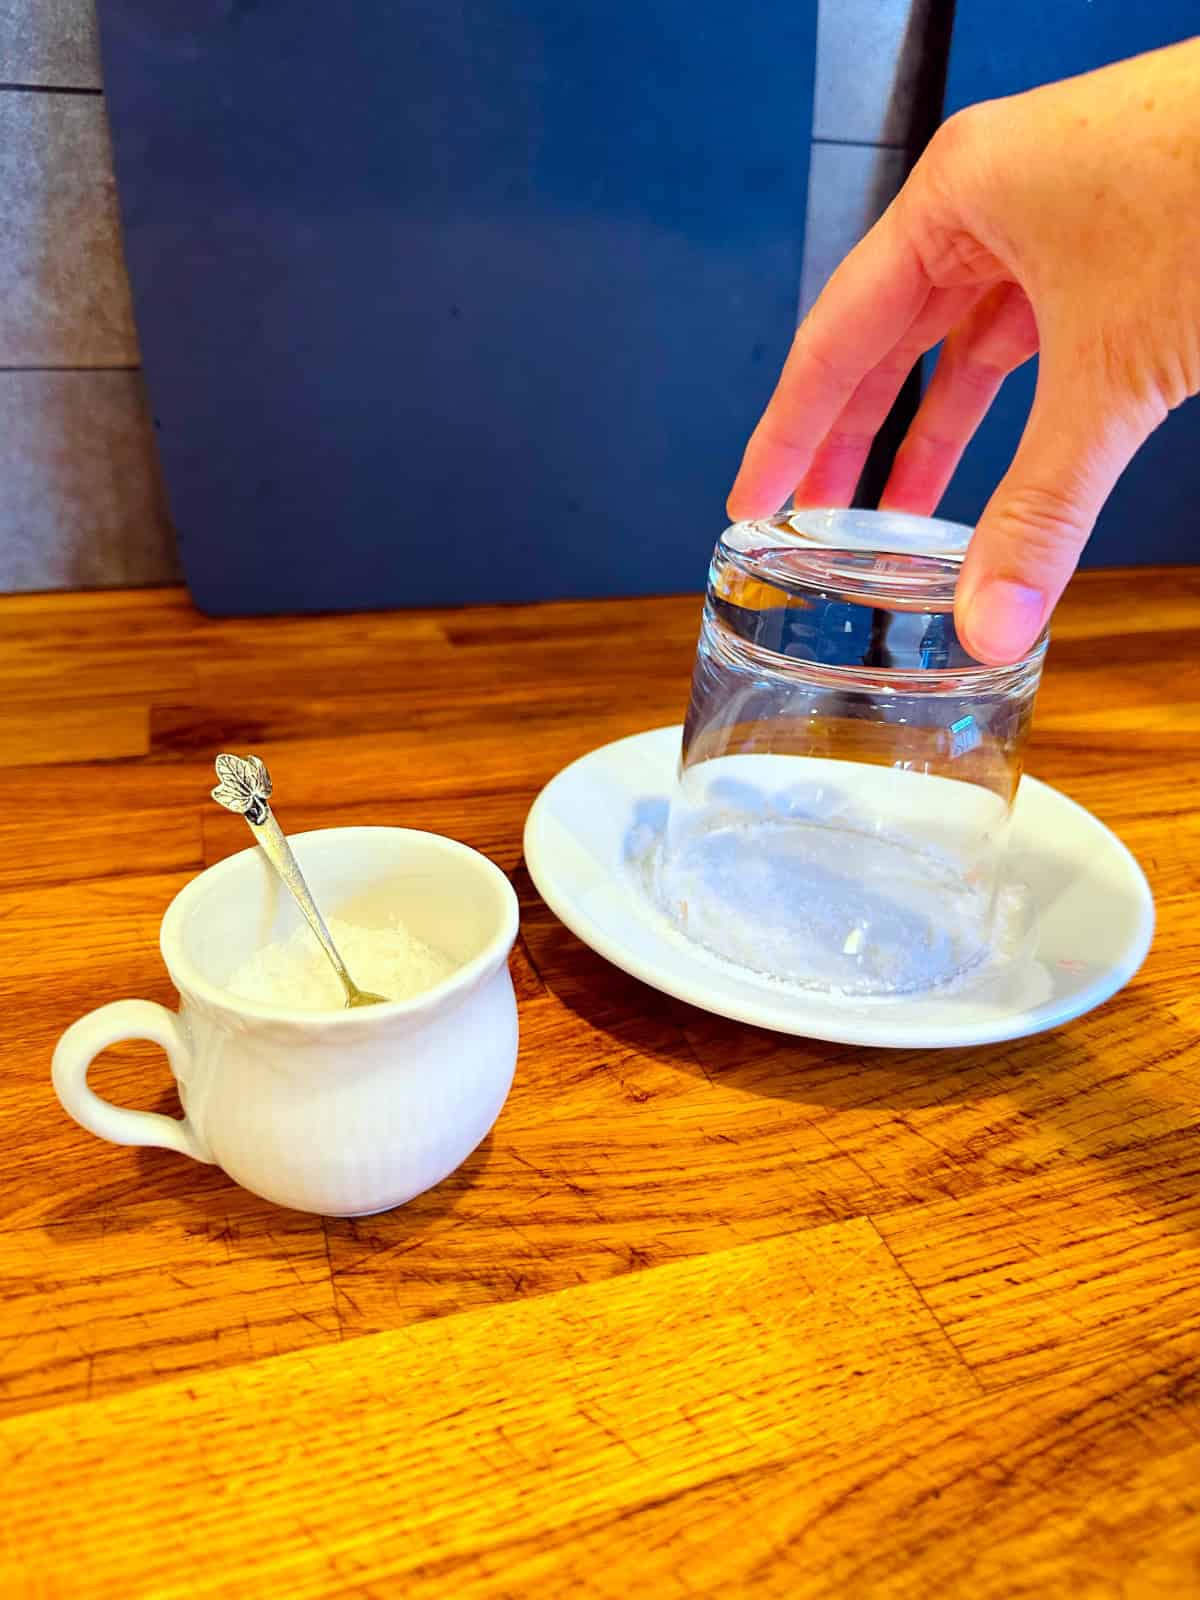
[936,2,1199,565]
[97,2,817,614]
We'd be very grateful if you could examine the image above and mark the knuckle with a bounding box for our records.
[908,225,997,289]
[1094,323,1176,423]
[820,429,874,456]
[997,283,1040,345]
[924,102,996,175]
[993,483,1089,560]
[758,415,812,458]
[952,357,1007,399]
[899,422,957,456]
[964,285,1040,371]
[900,129,1001,288]
[927,107,975,164]
[792,323,851,396]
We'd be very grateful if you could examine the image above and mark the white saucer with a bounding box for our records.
[523,726,1155,1048]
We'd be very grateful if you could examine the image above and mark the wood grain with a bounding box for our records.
[0,1220,980,1595]
[0,805,201,891]
[0,573,1197,1596]
[0,701,148,767]
[874,1129,1200,1390]
[382,1333,1200,1600]
[0,1208,339,1419]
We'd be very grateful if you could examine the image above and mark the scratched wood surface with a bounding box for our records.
[0,572,1198,1598]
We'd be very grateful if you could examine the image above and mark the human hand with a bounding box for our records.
[728,38,1200,663]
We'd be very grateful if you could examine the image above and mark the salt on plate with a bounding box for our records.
[226,916,456,1010]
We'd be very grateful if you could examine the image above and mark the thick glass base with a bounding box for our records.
[652,812,993,996]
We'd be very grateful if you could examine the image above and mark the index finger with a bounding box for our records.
[727,207,932,520]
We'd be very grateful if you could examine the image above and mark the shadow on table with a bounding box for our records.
[516,848,1196,1243]
[38,1095,494,1245]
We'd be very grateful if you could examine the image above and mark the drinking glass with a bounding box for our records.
[654,508,1047,995]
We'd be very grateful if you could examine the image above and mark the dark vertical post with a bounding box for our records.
[854,0,958,509]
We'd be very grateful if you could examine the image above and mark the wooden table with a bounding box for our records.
[1,573,1198,1598]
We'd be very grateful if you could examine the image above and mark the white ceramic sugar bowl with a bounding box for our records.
[52,827,520,1216]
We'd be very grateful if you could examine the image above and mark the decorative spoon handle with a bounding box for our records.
[211,753,384,1007]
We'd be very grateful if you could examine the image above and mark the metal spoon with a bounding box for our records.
[210,753,387,1008]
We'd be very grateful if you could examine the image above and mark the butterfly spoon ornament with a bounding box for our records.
[211,753,388,1008]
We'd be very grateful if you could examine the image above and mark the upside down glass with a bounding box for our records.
[653,509,1047,995]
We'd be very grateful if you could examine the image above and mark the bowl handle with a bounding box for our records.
[52,1000,213,1163]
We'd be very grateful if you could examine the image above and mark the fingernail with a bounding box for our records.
[963,579,1046,663]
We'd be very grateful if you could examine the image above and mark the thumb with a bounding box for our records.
[955,353,1154,664]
